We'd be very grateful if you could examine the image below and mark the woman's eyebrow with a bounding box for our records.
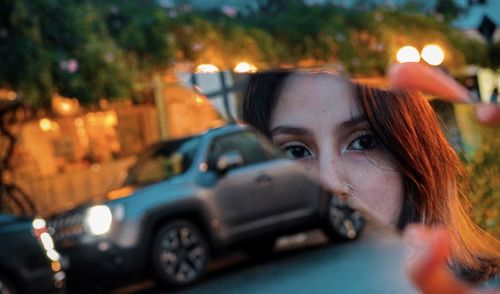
[338,114,368,131]
[270,125,311,136]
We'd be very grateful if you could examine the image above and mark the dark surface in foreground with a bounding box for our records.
[116,223,417,294]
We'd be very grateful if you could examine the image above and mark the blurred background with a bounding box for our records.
[0,0,498,237]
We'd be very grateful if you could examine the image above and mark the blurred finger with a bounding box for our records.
[475,104,500,125]
[403,225,471,294]
[388,63,472,103]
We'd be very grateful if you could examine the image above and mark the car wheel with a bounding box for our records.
[322,196,364,242]
[152,220,209,288]
[0,274,17,294]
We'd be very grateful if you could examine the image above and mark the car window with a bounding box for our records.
[126,137,200,186]
[208,131,269,170]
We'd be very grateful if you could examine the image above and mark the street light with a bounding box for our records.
[233,62,257,73]
[195,64,219,73]
[421,44,445,66]
[396,46,420,63]
[39,118,59,132]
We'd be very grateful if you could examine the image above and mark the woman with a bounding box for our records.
[242,69,499,288]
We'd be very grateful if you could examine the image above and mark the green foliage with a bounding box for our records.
[94,0,175,74]
[435,0,462,21]
[0,0,179,107]
[0,0,494,107]
[0,0,135,107]
[489,40,500,69]
[463,115,500,238]
[448,31,490,68]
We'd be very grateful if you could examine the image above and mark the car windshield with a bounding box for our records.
[124,136,201,186]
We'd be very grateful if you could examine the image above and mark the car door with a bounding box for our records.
[255,134,323,220]
[207,131,283,236]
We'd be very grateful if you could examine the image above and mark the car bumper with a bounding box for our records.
[21,265,66,294]
[61,241,143,287]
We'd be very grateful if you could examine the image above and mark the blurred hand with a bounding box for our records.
[403,225,500,294]
[403,225,471,294]
[388,63,500,126]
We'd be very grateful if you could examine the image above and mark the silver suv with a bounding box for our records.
[49,124,364,291]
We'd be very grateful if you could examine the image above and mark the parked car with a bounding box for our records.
[0,213,65,294]
[48,124,364,290]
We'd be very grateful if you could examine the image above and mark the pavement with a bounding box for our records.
[115,222,417,294]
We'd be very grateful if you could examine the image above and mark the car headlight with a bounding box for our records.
[84,205,113,235]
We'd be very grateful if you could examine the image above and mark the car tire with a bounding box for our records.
[151,220,209,288]
[0,274,17,294]
[322,196,364,242]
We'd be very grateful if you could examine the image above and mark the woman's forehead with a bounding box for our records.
[272,72,362,126]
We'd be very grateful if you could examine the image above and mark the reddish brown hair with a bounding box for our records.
[354,85,499,281]
[243,70,500,282]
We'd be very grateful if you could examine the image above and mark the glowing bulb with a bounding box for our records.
[396,46,420,63]
[421,44,444,66]
[195,96,204,105]
[104,113,117,127]
[233,62,257,73]
[85,205,113,235]
[32,218,46,230]
[195,64,219,73]
[39,118,54,132]
[59,101,72,113]
[6,91,17,100]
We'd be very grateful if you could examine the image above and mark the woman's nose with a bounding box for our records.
[318,156,352,199]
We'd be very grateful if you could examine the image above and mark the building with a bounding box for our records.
[453,0,500,43]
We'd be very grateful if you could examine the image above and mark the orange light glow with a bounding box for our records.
[195,64,219,73]
[52,95,79,116]
[39,118,59,132]
[234,62,257,73]
[107,186,135,200]
[396,46,420,63]
[51,261,62,272]
[6,91,16,100]
[74,118,84,128]
[421,44,445,66]
[195,96,205,105]
[104,113,118,127]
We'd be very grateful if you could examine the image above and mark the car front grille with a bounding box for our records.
[48,211,85,242]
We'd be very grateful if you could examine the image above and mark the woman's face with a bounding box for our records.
[269,73,404,226]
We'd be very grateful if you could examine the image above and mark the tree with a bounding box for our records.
[0,100,37,215]
[463,114,500,238]
[0,0,135,107]
[0,0,183,214]
[435,0,462,21]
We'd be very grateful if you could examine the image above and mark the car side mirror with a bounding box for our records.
[216,151,244,173]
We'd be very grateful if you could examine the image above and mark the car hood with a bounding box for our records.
[0,214,31,229]
[103,175,195,203]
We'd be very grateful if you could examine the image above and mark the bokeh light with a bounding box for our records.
[421,44,445,66]
[195,64,219,73]
[233,62,257,73]
[396,46,420,63]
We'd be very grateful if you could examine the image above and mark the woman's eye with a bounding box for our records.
[282,145,312,159]
[348,134,377,151]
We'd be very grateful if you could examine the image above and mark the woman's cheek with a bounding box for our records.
[352,168,404,227]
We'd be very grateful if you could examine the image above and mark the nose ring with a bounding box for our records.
[345,184,354,197]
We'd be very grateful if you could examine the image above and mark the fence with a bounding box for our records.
[14,157,136,217]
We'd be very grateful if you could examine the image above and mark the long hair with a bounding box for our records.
[354,85,499,282]
[243,70,499,282]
